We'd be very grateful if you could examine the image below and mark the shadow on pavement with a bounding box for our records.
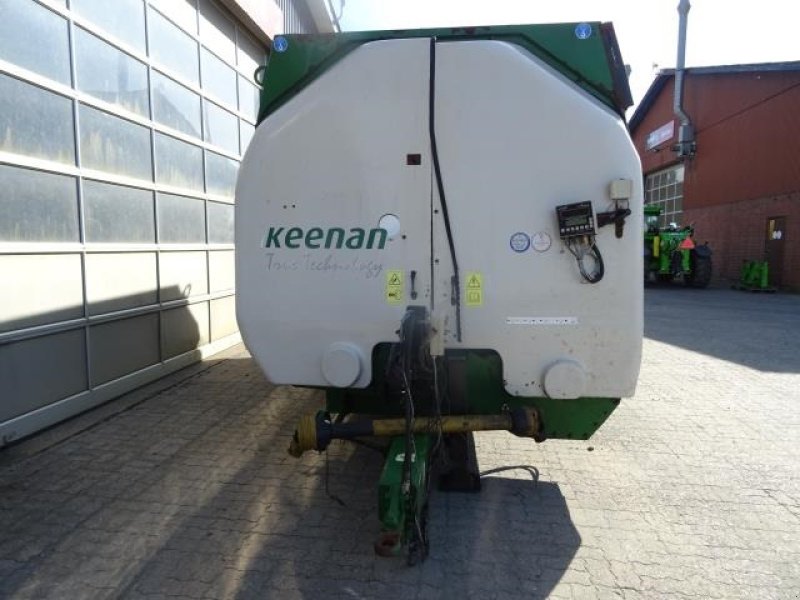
[644,287,800,373]
[419,477,579,599]
[0,355,578,599]
[228,444,579,599]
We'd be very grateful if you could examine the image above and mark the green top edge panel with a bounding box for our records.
[256,23,633,124]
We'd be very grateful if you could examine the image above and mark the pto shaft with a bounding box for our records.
[288,408,541,457]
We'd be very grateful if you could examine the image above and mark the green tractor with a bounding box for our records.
[643,205,712,287]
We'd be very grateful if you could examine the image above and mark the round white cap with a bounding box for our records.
[543,360,587,399]
[321,343,363,387]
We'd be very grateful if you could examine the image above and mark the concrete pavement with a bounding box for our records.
[1,288,798,599]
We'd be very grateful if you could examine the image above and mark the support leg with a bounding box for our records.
[438,432,481,492]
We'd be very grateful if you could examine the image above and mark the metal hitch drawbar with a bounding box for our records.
[287,407,541,457]
[287,407,541,564]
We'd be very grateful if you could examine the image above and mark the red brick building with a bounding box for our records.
[629,62,800,290]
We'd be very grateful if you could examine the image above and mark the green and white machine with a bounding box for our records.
[236,23,642,562]
[643,205,713,287]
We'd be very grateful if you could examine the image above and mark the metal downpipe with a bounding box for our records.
[674,0,695,157]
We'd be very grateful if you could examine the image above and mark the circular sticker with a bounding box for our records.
[378,213,401,239]
[273,36,289,53]
[532,231,552,253]
[575,23,592,40]
[509,232,531,253]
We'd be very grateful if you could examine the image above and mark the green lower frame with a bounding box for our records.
[326,348,620,441]
[376,435,430,556]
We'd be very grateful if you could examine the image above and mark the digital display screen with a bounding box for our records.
[556,201,595,237]
[564,214,589,227]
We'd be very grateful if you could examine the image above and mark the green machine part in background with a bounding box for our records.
[643,205,713,287]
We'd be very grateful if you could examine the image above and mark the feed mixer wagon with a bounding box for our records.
[236,23,642,562]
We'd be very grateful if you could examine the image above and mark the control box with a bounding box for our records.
[556,201,596,238]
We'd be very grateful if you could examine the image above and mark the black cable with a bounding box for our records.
[428,37,462,342]
[401,365,415,484]
[399,314,416,498]
[480,465,540,485]
[568,238,604,284]
[699,80,800,134]
[580,243,604,284]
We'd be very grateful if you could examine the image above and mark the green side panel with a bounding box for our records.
[257,22,631,123]
[326,348,620,441]
[460,350,619,440]
[378,435,430,535]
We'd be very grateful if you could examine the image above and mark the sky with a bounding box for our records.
[335,0,800,111]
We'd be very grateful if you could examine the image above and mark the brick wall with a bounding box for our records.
[685,191,800,290]
[632,68,800,292]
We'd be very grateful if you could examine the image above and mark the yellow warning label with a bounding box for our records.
[386,270,404,305]
[465,272,483,307]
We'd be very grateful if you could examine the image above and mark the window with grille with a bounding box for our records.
[644,165,684,227]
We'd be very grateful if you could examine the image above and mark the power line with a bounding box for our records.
[698,80,800,134]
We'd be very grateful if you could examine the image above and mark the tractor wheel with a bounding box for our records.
[686,254,712,288]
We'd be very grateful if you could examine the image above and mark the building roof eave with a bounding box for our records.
[630,60,800,133]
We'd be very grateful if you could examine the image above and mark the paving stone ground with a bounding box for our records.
[1,288,799,599]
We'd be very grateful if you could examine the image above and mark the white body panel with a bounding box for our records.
[236,38,643,398]
[236,39,434,388]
